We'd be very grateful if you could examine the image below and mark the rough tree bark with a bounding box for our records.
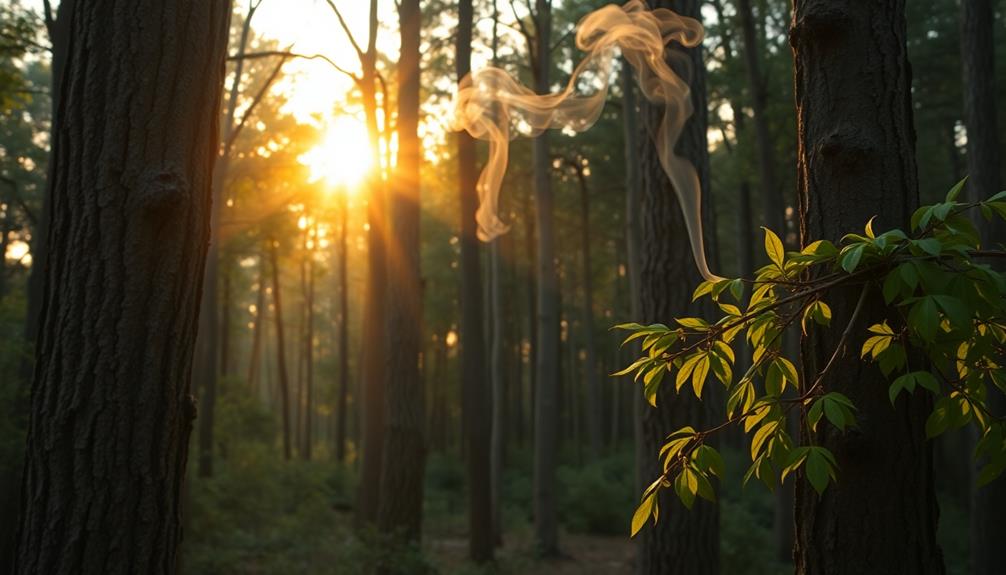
[635,1,719,574]
[790,2,943,573]
[456,0,494,562]
[961,1,1005,573]
[574,158,602,459]
[12,1,231,572]
[377,0,426,542]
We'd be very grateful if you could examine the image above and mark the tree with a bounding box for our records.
[634,1,719,572]
[269,236,294,460]
[334,193,350,462]
[961,1,1005,573]
[456,0,494,562]
[13,0,231,571]
[790,1,943,572]
[377,0,426,542]
[527,0,561,557]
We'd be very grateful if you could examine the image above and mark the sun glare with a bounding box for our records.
[300,115,373,190]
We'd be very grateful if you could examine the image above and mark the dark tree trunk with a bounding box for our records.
[635,1,719,574]
[196,1,256,479]
[456,0,494,561]
[961,1,1005,573]
[738,0,783,235]
[247,252,267,389]
[302,247,315,461]
[13,1,231,572]
[575,163,602,459]
[790,2,943,573]
[377,0,425,542]
[335,195,350,463]
[269,238,293,461]
[355,0,388,527]
[530,0,560,557]
[220,261,232,378]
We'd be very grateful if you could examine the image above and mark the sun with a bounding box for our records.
[300,115,373,190]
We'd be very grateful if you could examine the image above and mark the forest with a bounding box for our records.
[0,0,1005,574]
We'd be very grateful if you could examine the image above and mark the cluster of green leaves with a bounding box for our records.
[620,179,1006,537]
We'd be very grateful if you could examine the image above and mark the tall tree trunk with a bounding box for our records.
[456,0,494,561]
[377,0,425,542]
[961,1,1005,573]
[738,0,783,235]
[791,2,943,573]
[247,252,267,389]
[335,195,350,462]
[13,1,231,571]
[196,0,257,479]
[269,238,293,460]
[523,193,538,440]
[575,162,602,458]
[220,259,232,379]
[530,0,560,556]
[355,0,388,527]
[635,2,719,574]
[302,247,315,461]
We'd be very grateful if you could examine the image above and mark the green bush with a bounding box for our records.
[557,451,635,535]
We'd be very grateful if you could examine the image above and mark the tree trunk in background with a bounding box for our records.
[635,1,719,573]
[791,2,943,573]
[220,262,232,378]
[738,0,783,234]
[356,0,388,527]
[524,193,538,441]
[456,0,494,560]
[196,0,257,479]
[336,195,350,462]
[576,163,602,459]
[961,1,1006,573]
[269,238,293,460]
[302,250,315,461]
[530,0,560,557]
[248,254,267,389]
[377,0,425,542]
[13,1,230,571]
[22,0,73,368]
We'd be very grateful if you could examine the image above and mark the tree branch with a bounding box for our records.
[324,0,366,59]
[224,51,291,157]
[229,50,361,84]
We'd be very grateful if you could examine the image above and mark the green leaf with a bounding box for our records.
[763,227,785,269]
[805,447,836,495]
[631,492,656,537]
[780,446,810,483]
[840,244,865,273]
[675,469,696,510]
[692,280,714,302]
[676,317,710,331]
[946,176,968,202]
[908,297,941,343]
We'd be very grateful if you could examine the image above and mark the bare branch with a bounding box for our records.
[324,0,365,60]
[549,26,574,54]
[0,175,37,225]
[224,52,291,157]
[41,0,55,38]
[229,50,361,84]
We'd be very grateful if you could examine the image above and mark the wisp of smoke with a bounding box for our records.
[450,0,721,281]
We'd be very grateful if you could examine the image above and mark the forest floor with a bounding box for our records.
[429,532,635,574]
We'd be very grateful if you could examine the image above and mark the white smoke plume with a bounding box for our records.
[450,0,721,281]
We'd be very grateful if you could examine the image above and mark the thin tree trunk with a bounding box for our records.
[738,0,783,235]
[302,244,315,461]
[220,259,232,378]
[269,238,293,461]
[355,0,388,527]
[13,2,231,571]
[961,1,1005,573]
[456,0,493,560]
[575,162,602,458]
[791,2,943,573]
[635,2,718,573]
[377,0,425,542]
[247,253,267,389]
[196,0,258,479]
[335,195,350,462]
